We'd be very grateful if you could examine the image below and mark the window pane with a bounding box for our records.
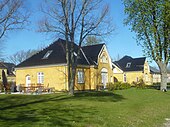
[37,72,44,84]
[78,71,84,83]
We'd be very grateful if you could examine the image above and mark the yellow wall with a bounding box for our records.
[112,60,153,85]
[16,65,99,91]
[16,65,68,91]
[74,66,91,90]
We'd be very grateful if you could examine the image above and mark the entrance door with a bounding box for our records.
[101,68,108,88]
[26,75,31,87]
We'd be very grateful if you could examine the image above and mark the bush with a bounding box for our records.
[132,79,146,89]
[107,82,131,91]
[106,82,115,91]
[0,81,16,93]
[120,83,131,89]
[0,82,4,92]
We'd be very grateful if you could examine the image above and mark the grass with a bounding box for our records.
[0,88,170,127]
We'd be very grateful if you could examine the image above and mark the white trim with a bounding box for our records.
[16,63,67,70]
[112,63,123,73]
[80,48,90,65]
[124,71,143,73]
[37,72,44,84]
[16,63,92,70]
[98,45,112,69]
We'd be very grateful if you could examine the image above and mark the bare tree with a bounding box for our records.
[0,0,29,58]
[7,49,38,65]
[83,35,102,46]
[39,0,115,95]
[113,54,122,61]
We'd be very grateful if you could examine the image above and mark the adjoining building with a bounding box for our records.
[112,56,153,85]
[0,62,16,83]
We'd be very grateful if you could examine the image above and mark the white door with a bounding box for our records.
[101,72,108,88]
[101,68,108,88]
[26,75,31,87]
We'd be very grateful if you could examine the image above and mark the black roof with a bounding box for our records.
[82,43,104,65]
[113,55,146,72]
[16,38,104,68]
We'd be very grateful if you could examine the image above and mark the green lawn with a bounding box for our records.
[0,88,170,127]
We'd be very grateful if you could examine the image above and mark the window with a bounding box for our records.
[136,77,139,82]
[145,74,148,82]
[37,72,44,84]
[101,55,108,63]
[42,50,53,59]
[124,74,127,82]
[77,70,84,84]
[126,62,131,68]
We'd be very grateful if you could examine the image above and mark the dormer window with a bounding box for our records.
[42,50,53,59]
[126,62,131,68]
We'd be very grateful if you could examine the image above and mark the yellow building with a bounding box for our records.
[0,62,16,83]
[112,56,153,85]
[16,38,113,91]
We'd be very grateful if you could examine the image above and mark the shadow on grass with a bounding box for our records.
[0,91,125,126]
[0,91,125,110]
[73,91,125,102]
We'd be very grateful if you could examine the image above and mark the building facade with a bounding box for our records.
[16,39,113,91]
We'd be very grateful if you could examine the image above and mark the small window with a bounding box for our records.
[37,72,44,84]
[126,62,131,68]
[136,77,139,82]
[42,50,53,59]
[124,74,127,82]
[101,55,108,63]
[77,70,84,84]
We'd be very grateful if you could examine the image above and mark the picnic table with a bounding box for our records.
[18,84,55,94]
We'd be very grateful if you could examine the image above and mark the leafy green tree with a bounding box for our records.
[123,0,170,91]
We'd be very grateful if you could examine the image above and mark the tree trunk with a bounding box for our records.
[160,71,167,91]
[69,65,76,95]
[68,41,76,95]
[158,62,168,91]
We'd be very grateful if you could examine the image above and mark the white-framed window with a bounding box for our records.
[42,50,53,59]
[136,77,139,82]
[37,72,44,84]
[145,74,148,82]
[77,70,84,84]
[124,74,127,82]
[101,55,108,63]
[126,62,131,68]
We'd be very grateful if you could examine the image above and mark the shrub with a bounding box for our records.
[120,83,131,89]
[0,82,4,92]
[133,79,146,89]
[107,82,131,91]
[106,82,115,91]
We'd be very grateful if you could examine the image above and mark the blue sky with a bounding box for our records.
[3,0,156,66]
